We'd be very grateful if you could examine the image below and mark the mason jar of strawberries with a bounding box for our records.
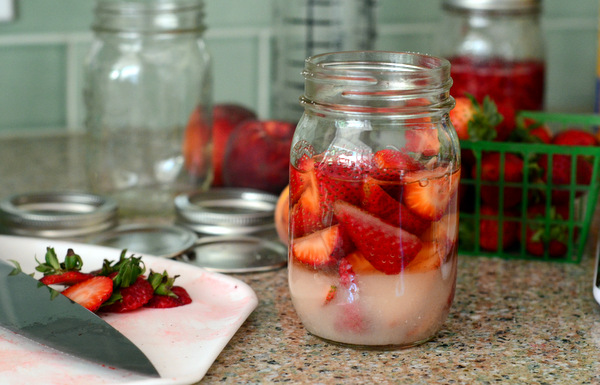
[287,51,460,348]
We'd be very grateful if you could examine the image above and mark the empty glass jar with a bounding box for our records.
[84,0,212,216]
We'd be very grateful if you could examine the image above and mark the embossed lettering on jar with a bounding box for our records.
[288,51,460,348]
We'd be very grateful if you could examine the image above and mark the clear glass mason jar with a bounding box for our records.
[438,0,545,140]
[288,51,460,348]
[84,0,212,217]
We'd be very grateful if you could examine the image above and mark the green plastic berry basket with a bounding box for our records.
[458,111,600,263]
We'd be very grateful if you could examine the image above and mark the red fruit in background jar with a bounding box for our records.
[449,56,545,140]
[183,104,256,183]
[333,201,422,275]
[478,205,519,252]
[223,120,295,194]
[474,152,524,209]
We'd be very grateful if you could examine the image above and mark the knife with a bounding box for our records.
[0,259,160,377]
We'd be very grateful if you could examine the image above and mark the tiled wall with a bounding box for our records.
[0,0,598,136]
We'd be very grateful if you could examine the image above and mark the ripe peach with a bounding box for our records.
[274,185,290,244]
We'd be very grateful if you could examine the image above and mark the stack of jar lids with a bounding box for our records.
[174,188,287,273]
[0,191,118,239]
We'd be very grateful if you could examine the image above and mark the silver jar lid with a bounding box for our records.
[174,188,287,273]
[0,191,118,238]
[175,188,277,236]
[443,0,541,12]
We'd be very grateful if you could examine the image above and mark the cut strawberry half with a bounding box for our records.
[290,182,323,238]
[362,178,430,235]
[290,153,317,204]
[40,271,94,286]
[291,224,353,267]
[403,127,440,157]
[315,157,370,211]
[333,201,422,275]
[61,276,113,313]
[373,148,420,172]
[403,167,459,221]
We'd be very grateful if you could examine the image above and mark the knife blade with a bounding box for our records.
[0,259,159,377]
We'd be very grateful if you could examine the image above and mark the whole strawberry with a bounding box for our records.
[552,129,598,147]
[478,205,519,252]
[538,154,592,204]
[449,94,502,141]
[520,205,571,258]
[473,152,524,209]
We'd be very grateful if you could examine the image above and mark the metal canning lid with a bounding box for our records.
[174,188,277,236]
[443,0,540,12]
[177,235,287,273]
[0,191,118,238]
[87,224,198,259]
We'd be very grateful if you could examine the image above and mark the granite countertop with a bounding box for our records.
[2,134,600,384]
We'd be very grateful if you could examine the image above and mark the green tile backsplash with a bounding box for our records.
[0,0,598,134]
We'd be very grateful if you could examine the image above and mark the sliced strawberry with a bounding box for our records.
[61,276,113,313]
[36,247,90,286]
[403,167,459,221]
[40,271,94,286]
[403,127,440,157]
[373,148,420,172]
[315,155,371,211]
[145,286,192,309]
[333,201,422,275]
[101,276,154,313]
[290,153,317,204]
[291,224,352,267]
[361,178,430,235]
[290,183,323,238]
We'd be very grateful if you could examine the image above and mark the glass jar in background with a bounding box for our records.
[439,0,545,140]
[84,0,212,217]
[288,51,460,348]
[271,0,377,124]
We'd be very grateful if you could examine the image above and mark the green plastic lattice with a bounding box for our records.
[458,111,600,263]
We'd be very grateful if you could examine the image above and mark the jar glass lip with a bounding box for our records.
[305,51,450,76]
[95,0,203,12]
[301,51,454,118]
[442,0,540,13]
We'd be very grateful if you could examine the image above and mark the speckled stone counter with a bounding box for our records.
[2,134,600,384]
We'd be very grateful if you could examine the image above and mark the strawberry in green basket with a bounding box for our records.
[449,94,502,141]
[520,204,571,258]
[473,152,524,209]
